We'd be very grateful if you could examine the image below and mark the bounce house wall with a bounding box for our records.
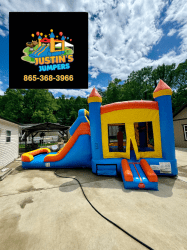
[89,102,103,161]
[101,108,162,160]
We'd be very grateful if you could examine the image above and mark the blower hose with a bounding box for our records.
[54,169,154,250]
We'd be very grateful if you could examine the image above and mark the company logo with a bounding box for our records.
[21,29,74,72]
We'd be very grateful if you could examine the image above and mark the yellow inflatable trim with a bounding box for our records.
[153,89,172,98]
[22,148,51,162]
[88,96,102,103]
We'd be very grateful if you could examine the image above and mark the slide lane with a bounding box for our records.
[121,159,158,190]
[29,46,44,57]
[44,122,90,162]
[38,46,49,56]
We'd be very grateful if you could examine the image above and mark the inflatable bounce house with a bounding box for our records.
[22,79,178,191]
[29,29,66,58]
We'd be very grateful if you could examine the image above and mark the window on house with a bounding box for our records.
[134,122,154,152]
[6,130,11,142]
[183,125,187,141]
[108,124,126,152]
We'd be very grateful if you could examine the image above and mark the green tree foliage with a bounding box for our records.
[105,78,122,104]
[172,84,187,114]
[22,89,59,123]
[152,63,176,88]
[55,95,89,126]
[0,89,24,122]
[171,60,187,114]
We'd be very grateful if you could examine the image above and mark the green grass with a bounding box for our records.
[64,48,73,56]
[19,142,58,149]
[22,45,38,63]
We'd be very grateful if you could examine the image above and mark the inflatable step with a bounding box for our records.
[121,159,158,190]
[96,164,117,176]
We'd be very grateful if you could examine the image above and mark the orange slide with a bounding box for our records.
[44,122,90,162]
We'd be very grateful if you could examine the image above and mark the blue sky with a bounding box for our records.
[0,0,187,98]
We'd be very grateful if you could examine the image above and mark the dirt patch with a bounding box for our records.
[20,197,33,209]
[11,165,25,175]
[17,185,44,193]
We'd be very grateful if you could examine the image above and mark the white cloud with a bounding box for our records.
[96,83,107,90]
[0,89,4,95]
[167,28,177,36]
[0,80,5,95]
[163,0,187,53]
[0,0,187,97]
[0,28,8,37]
[49,86,94,98]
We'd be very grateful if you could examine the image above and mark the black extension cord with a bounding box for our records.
[54,169,154,250]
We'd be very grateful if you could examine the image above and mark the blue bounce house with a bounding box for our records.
[22,79,178,191]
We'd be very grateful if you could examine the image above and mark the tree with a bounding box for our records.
[173,60,187,88]
[105,78,122,103]
[0,88,24,123]
[22,89,59,123]
[152,63,176,88]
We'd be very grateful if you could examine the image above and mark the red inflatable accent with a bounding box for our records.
[88,87,102,98]
[153,79,171,93]
[121,159,133,182]
[138,183,145,188]
[140,159,158,182]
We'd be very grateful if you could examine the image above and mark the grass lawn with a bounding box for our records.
[19,142,58,149]
[22,45,38,63]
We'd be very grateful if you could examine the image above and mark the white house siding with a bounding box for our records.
[0,119,19,167]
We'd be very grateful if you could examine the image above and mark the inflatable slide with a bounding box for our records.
[22,110,92,169]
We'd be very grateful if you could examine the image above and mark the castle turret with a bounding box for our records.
[153,79,177,174]
[88,88,103,161]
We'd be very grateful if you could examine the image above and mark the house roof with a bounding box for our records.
[0,116,20,126]
[173,103,187,118]
[21,122,70,134]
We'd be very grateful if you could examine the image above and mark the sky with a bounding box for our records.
[0,0,187,99]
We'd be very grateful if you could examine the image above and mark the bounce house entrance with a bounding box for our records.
[130,140,137,161]
[130,122,155,160]
[134,122,154,153]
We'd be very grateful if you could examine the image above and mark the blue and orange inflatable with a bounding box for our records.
[22,79,178,191]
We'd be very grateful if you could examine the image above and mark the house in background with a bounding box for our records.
[0,116,20,168]
[173,103,187,148]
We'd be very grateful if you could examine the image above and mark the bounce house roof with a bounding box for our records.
[101,100,159,114]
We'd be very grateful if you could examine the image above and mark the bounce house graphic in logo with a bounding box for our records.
[22,29,74,72]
